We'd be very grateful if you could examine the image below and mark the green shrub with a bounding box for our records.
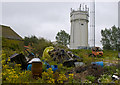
[104,66,117,75]
[98,74,112,83]
[2,37,24,51]
[24,36,54,56]
[86,75,96,83]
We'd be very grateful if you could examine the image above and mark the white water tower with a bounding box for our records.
[70,4,89,49]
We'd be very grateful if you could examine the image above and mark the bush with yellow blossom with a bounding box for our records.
[1,50,74,84]
[57,73,68,83]
[41,68,55,83]
[68,73,74,83]
[39,68,68,83]
[2,50,34,83]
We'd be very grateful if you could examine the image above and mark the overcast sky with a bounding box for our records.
[1,1,118,47]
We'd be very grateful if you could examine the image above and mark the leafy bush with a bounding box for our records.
[2,37,24,51]
[98,74,112,83]
[24,36,54,56]
[24,35,39,46]
[104,66,117,75]
[86,75,96,83]
[35,68,68,83]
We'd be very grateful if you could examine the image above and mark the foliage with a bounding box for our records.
[2,51,34,84]
[33,68,68,83]
[56,30,70,46]
[1,35,120,84]
[1,50,74,84]
[83,80,92,83]
[70,49,96,65]
[68,74,74,83]
[2,37,24,51]
[24,35,39,46]
[101,26,120,51]
[98,74,112,83]
[57,73,68,83]
[86,75,96,83]
[41,68,55,83]
[104,66,119,75]
[24,35,54,56]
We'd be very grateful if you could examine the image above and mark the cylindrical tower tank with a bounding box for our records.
[70,5,89,49]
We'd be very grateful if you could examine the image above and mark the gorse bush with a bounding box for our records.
[2,51,33,83]
[41,68,68,83]
[2,50,74,84]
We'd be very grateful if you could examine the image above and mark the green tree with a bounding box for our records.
[56,30,70,46]
[117,27,120,51]
[101,26,120,50]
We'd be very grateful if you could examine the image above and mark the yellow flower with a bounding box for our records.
[7,58,10,62]
[15,64,21,67]
[6,77,8,80]
[51,79,55,83]
[60,81,63,83]
[69,73,74,78]
[1,60,5,64]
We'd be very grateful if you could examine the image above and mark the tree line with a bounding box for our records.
[24,25,120,51]
[101,25,120,51]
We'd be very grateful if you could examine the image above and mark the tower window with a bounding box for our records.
[81,24,84,25]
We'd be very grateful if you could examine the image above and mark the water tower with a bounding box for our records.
[70,4,89,49]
